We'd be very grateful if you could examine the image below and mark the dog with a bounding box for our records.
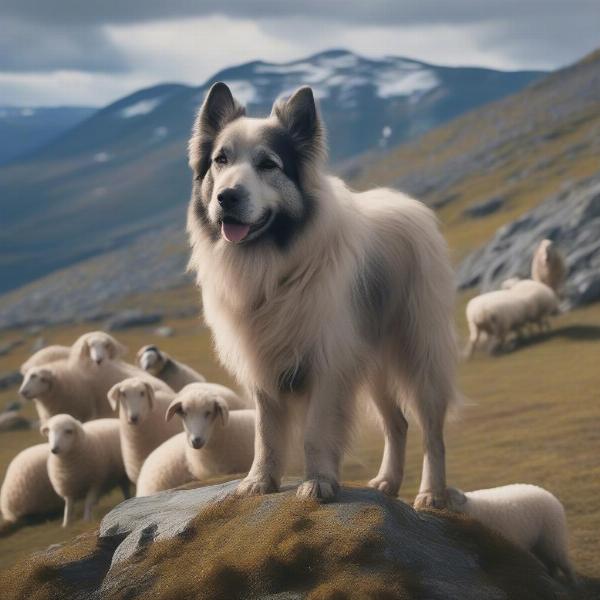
[186,82,459,508]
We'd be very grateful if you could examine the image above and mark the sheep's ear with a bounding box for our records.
[40,424,49,437]
[107,384,121,411]
[446,487,467,508]
[214,399,229,427]
[144,382,155,410]
[271,86,325,164]
[165,400,182,422]
[188,82,246,179]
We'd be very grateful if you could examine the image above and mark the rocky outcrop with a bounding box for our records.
[0,480,581,600]
[457,174,600,308]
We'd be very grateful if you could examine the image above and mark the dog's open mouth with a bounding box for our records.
[221,210,273,243]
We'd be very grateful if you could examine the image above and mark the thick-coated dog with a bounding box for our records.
[186,82,459,508]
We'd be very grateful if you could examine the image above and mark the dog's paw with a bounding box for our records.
[413,491,447,510]
[296,478,339,501]
[234,476,278,497]
[368,477,399,496]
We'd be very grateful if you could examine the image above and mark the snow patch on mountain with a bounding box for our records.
[120,98,163,118]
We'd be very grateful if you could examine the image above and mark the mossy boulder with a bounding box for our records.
[0,480,582,599]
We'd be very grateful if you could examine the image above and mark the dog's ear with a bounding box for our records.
[271,86,326,164]
[188,82,246,179]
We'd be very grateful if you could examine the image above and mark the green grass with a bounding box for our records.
[1,298,600,577]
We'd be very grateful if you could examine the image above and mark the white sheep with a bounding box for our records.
[136,383,255,496]
[464,290,529,357]
[107,377,181,483]
[19,361,114,423]
[69,331,128,366]
[42,414,130,526]
[510,279,559,332]
[20,344,70,375]
[447,485,576,583]
[0,443,63,523]
[136,345,206,392]
[532,239,566,295]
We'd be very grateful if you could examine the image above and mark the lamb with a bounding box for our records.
[42,414,130,526]
[107,377,181,483]
[136,344,206,392]
[447,485,576,583]
[136,383,255,496]
[510,279,560,332]
[69,331,128,366]
[532,239,566,295]
[20,345,70,375]
[0,443,63,524]
[464,290,529,357]
[19,361,114,423]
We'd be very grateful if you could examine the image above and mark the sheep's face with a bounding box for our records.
[19,367,53,399]
[85,332,121,365]
[108,378,154,424]
[166,393,229,449]
[137,346,165,375]
[42,415,82,455]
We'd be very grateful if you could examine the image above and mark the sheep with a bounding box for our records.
[107,377,181,483]
[136,345,206,392]
[447,485,576,583]
[20,345,70,375]
[69,331,128,366]
[19,361,113,423]
[136,383,255,496]
[0,443,63,524]
[42,414,130,526]
[532,239,566,295]
[464,290,529,357]
[510,279,560,332]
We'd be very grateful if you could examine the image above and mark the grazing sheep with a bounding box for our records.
[20,345,70,375]
[107,377,180,483]
[19,361,113,423]
[136,383,255,496]
[0,443,63,523]
[136,345,206,392]
[447,485,576,583]
[69,331,127,366]
[464,290,528,357]
[510,279,560,332]
[42,415,130,526]
[532,239,566,295]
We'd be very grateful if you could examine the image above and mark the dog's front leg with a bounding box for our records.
[236,389,289,496]
[297,376,354,501]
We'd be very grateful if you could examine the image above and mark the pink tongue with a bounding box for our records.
[222,222,251,243]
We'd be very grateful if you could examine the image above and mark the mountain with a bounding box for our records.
[0,106,96,165]
[0,49,543,294]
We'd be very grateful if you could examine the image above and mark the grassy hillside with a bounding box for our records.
[1,296,599,579]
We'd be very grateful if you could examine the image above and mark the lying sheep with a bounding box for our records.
[69,331,127,366]
[19,361,114,423]
[447,485,576,583]
[532,239,566,295]
[136,383,255,496]
[464,290,528,357]
[42,415,130,526]
[510,279,559,332]
[20,345,70,375]
[136,345,206,392]
[0,443,63,523]
[108,377,180,483]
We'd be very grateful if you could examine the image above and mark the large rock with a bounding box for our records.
[0,480,580,600]
[456,174,600,308]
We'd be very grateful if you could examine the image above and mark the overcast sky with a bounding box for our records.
[1,1,598,106]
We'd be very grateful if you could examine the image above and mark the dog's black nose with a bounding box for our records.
[217,188,242,210]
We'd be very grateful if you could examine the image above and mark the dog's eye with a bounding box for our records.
[258,158,278,171]
[214,154,228,166]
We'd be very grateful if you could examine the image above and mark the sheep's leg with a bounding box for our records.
[368,378,408,496]
[297,375,355,501]
[62,497,74,528]
[236,390,290,496]
[464,328,480,359]
[83,488,100,521]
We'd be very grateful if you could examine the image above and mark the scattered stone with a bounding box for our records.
[154,326,174,337]
[0,339,24,357]
[463,196,505,218]
[104,310,163,331]
[4,400,22,413]
[0,371,22,391]
[0,411,30,432]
